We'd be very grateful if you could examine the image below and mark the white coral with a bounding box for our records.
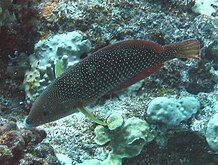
[192,0,218,16]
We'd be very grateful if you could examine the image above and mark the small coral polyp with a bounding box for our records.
[23,31,91,103]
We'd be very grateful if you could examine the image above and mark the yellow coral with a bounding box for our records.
[40,0,59,21]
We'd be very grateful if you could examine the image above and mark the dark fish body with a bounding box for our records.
[24,39,200,127]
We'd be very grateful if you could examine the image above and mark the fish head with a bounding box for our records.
[24,88,72,129]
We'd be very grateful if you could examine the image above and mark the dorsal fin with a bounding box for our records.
[95,40,164,54]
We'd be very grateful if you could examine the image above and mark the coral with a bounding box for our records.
[153,0,195,13]
[0,116,60,164]
[0,144,13,162]
[82,114,156,165]
[0,0,41,57]
[210,67,218,83]
[0,0,16,27]
[147,97,200,127]
[0,0,41,100]
[106,113,123,130]
[123,131,218,164]
[6,51,29,79]
[186,63,217,94]
[191,0,218,16]
[39,0,74,23]
[211,44,218,60]
[40,0,59,22]
[204,42,218,65]
[0,120,17,136]
[206,103,218,152]
[23,31,91,103]
[23,70,41,104]
[56,153,73,165]
[0,131,25,160]
[205,43,218,81]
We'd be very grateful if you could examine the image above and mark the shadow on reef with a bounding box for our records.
[123,131,218,165]
[185,62,216,95]
[0,0,40,58]
[185,41,218,94]
[0,0,40,101]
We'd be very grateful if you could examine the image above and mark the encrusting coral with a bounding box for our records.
[0,116,60,164]
[81,113,156,165]
[23,31,91,103]
[147,96,200,127]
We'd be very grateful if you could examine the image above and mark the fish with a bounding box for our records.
[24,39,200,128]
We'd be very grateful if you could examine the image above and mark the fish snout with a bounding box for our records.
[23,116,33,129]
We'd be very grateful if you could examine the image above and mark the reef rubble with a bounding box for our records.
[0,0,217,165]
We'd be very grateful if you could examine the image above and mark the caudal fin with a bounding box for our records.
[165,39,201,60]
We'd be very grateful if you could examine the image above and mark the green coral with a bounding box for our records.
[107,113,123,130]
[94,126,110,145]
[82,114,156,165]
[0,145,12,159]
[55,59,64,78]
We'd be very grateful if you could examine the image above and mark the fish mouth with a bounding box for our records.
[23,117,33,129]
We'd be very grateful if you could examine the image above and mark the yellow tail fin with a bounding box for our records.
[165,39,201,60]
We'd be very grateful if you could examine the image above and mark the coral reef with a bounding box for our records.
[123,131,218,164]
[0,0,16,27]
[186,62,217,94]
[0,0,41,101]
[206,102,218,152]
[6,51,29,79]
[34,0,217,49]
[0,0,217,164]
[24,31,91,103]
[0,0,41,57]
[191,0,218,16]
[147,97,200,127]
[0,116,60,164]
[82,113,156,165]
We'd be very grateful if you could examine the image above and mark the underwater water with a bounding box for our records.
[0,0,218,165]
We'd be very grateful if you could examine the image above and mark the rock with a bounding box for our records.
[0,116,59,164]
[206,112,218,152]
[0,118,17,135]
[191,0,218,16]
[147,97,200,127]
[0,131,25,160]
[56,153,73,165]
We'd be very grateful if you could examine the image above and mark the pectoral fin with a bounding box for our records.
[78,106,107,126]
